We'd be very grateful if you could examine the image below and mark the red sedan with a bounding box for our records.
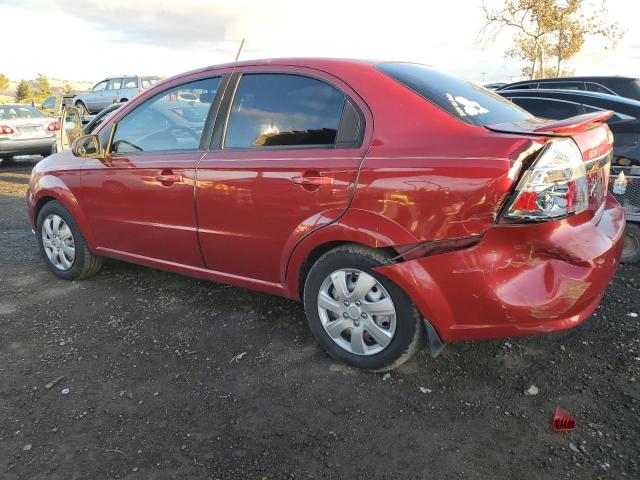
[27,59,625,371]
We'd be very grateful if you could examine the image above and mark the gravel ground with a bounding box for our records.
[1,158,639,480]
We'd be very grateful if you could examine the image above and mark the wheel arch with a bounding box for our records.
[284,209,418,300]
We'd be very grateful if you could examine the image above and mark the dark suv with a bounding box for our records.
[497,76,640,101]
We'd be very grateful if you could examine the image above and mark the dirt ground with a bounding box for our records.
[1,157,639,480]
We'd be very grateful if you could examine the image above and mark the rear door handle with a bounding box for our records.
[290,176,334,186]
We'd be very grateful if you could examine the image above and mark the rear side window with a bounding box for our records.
[509,97,584,120]
[224,74,346,148]
[122,77,138,89]
[377,62,532,126]
[586,82,616,95]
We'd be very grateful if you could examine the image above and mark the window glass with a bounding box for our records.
[141,77,160,89]
[586,82,615,95]
[0,105,45,119]
[504,83,538,90]
[107,78,123,90]
[122,77,138,89]
[93,80,108,92]
[224,74,345,148]
[510,97,584,120]
[42,96,56,109]
[110,77,220,154]
[378,62,532,126]
[542,81,583,91]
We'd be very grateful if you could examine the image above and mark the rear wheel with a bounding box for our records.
[621,223,640,264]
[36,200,102,280]
[303,244,425,371]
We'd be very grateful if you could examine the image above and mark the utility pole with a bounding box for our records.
[235,38,245,61]
[481,72,487,83]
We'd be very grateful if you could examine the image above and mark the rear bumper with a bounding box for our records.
[0,137,54,156]
[375,194,625,343]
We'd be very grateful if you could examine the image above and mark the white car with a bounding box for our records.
[0,104,58,165]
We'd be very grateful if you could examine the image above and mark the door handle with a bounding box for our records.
[155,174,183,185]
[290,175,334,187]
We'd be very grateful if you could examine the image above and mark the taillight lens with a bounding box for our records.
[505,138,588,221]
[48,121,60,131]
[0,125,15,135]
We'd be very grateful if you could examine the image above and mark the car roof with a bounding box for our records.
[500,88,640,107]
[506,76,638,83]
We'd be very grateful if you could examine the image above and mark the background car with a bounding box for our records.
[499,87,640,263]
[497,76,640,101]
[0,103,58,165]
[72,75,160,114]
[39,93,77,117]
[52,103,124,154]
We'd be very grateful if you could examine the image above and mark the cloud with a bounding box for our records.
[10,0,254,49]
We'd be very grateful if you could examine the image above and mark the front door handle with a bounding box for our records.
[290,175,334,187]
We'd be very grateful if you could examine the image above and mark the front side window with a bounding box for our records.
[93,80,108,92]
[510,97,584,120]
[378,63,532,126]
[224,74,345,149]
[504,83,537,90]
[110,76,220,154]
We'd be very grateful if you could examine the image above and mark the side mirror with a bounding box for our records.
[71,134,102,158]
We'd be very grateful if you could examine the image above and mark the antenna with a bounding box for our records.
[235,38,245,61]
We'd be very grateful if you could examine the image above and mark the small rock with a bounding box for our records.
[60,388,70,395]
[23,444,32,451]
[132,467,138,472]
[525,385,539,396]
[419,387,432,393]
[569,443,580,454]
[627,312,638,318]
[382,373,391,381]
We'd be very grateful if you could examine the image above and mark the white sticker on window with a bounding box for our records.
[446,93,489,117]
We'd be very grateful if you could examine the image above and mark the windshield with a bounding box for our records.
[0,105,45,120]
[377,62,533,126]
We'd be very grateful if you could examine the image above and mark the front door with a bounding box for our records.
[196,68,371,283]
[79,75,222,267]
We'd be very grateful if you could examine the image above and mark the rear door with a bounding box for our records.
[195,66,371,283]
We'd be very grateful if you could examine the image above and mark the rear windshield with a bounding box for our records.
[0,105,45,120]
[377,62,532,126]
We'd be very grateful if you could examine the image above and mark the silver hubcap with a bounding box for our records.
[41,214,75,271]
[317,269,396,356]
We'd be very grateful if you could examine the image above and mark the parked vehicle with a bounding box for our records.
[497,76,640,101]
[52,103,123,155]
[27,59,624,371]
[483,82,507,90]
[498,88,640,262]
[40,93,76,117]
[0,104,58,164]
[73,75,160,114]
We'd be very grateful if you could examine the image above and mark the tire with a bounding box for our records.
[75,101,88,115]
[36,200,102,280]
[621,223,640,264]
[303,244,425,371]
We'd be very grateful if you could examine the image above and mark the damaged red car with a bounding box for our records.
[27,59,625,371]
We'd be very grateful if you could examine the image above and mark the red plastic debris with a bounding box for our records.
[551,406,576,432]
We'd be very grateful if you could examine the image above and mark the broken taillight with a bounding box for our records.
[504,138,589,221]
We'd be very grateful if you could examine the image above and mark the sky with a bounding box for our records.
[0,0,638,85]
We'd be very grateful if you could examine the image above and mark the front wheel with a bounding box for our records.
[36,200,103,280]
[621,223,640,264]
[303,244,425,371]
